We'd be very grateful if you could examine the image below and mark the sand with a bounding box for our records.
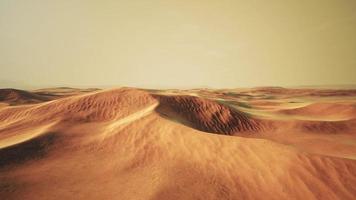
[0,87,356,200]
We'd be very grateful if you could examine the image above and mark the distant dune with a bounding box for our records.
[1,87,356,199]
[0,88,50,105]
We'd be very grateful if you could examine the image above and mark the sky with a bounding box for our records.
[1,0,356,89]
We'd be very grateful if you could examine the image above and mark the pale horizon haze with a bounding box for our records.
[1,0,356,89]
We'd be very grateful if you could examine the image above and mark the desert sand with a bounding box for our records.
[1,87,356,200]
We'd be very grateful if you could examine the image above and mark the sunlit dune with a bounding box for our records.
[1,87,356,199]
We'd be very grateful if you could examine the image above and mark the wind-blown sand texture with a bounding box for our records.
[1,87,356,200]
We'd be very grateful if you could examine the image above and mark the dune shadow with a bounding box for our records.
[151,94,264,135]
[0,132,57,168]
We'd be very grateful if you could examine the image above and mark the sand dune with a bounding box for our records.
[0,89,50,105]
[278,102,356,120]
[155,95,264,135]
[1,87,356,199]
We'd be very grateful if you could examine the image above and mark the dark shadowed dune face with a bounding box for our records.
[154,95,265,135]
[0,89,50,105]
[1,87,356,200]
[0,132,57,168]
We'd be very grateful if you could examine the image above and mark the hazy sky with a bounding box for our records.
[1,0,356,89]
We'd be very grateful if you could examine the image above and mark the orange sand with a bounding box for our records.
[1,87,356,200]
